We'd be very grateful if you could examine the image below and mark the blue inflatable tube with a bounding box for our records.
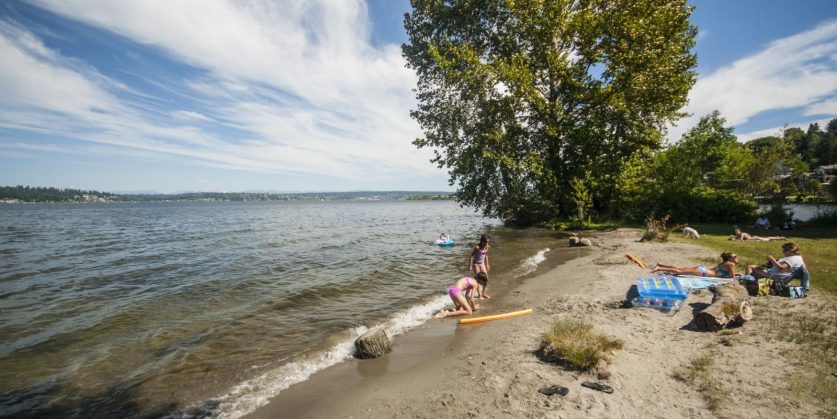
[435,238,455,247]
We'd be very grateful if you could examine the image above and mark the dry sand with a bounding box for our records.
[248,228,834,418]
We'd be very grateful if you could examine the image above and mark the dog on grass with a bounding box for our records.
[682,226,700,239]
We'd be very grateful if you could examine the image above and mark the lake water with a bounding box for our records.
[0,200,564,418]
[758,203,837,221]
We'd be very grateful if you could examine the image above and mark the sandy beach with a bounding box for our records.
[248,228,833,418]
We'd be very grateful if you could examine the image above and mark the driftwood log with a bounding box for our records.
[354,327,392,359]
[694,283,753,331]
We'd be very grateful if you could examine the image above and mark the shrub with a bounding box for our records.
[806,207,837,226]
[626,187,756,224]
[541,319,623,370]
[640,215,671,242]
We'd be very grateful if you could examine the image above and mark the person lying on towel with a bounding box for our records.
[651,252,738,278]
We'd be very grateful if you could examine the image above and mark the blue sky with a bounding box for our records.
[0,1,835,193]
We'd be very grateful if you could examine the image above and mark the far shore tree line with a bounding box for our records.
[403,0,837,227]
[0,187,455,203]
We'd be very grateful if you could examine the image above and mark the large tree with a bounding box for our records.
[404,0,697,224]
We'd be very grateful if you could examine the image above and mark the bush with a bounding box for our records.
[541,319,623,370]
[806,207,837,226]
[759,202,794,227]
[626,187,756,224]
[640,215,671,242]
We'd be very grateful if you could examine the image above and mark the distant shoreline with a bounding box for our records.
[0,186,455,204]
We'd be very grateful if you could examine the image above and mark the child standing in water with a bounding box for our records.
[434,272,488,318]
[468,234,491,299]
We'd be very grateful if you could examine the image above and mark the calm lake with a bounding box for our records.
[0,200,564,417]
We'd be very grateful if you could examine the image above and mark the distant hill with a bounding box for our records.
[0,186,455,203]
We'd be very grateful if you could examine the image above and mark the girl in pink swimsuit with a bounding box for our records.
[468,234,491,299]
[434,272,488,318]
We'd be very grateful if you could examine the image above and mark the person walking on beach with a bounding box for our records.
[434,272,488,318]
[651,252,738,278]
[469,234,491,299]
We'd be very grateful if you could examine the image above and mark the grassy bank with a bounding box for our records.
[666,224,837,296]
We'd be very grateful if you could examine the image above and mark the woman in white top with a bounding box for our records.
[745,242,804,281]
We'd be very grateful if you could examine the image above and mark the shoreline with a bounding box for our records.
[246,228,832,418]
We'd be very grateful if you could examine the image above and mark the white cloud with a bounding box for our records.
[1,1,442,190]
[803,97,837,116]
[669,19,837,141]
[171,110,213,122]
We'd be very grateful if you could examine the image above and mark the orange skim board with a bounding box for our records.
[458,308,533,325]
[625,253,647,269]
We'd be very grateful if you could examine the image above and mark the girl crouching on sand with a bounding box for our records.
[651,252,738,278]
[434,272,488,319]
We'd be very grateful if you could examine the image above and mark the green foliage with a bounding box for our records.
[569,177,592,228]
[616,112,757,223]
[404,0,698,225]
[807,208,837,227]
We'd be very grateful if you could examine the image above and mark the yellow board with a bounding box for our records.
[458,308,533,324]
[625,252,646,269]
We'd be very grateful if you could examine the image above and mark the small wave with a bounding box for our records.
[177,295,450,418]
[514,247,551,278]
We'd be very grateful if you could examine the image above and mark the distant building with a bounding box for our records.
[815,164,837,184]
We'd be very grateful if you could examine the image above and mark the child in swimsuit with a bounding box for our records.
[468,234,491,299]
[434,272,488,318]
[650,252,738,278]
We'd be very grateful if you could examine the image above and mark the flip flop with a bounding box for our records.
[581,381,614,394]
[538,385,569,396]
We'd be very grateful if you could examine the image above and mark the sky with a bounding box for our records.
[0,1,835,193]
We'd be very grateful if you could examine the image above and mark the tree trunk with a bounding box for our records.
[694,283,753,331]
[354,327,392,359]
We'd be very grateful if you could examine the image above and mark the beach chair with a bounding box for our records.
[789,265,811,291]
[774,264,811,292]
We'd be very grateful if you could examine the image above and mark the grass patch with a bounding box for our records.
[541,319,623,370]
[770,303,837,413]
[750,298,837,416]
[667,224,837,296]
[673,354,727,412]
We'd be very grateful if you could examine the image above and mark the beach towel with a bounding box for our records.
[674,275,734,290]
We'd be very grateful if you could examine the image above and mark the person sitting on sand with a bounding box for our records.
[745,242,805,282]
[731,228,785,242]
[651,252,738,278]
[434,272,488,319]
